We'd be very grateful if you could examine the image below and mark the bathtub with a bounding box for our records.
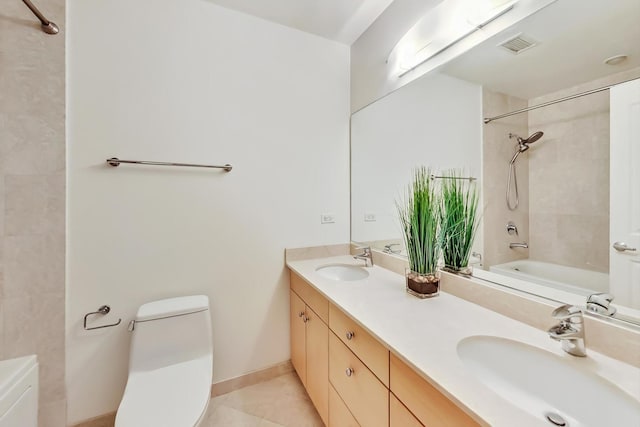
[489,259,609,296]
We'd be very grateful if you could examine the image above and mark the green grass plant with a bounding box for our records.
[396,167,440,275]
[440,169,479,270]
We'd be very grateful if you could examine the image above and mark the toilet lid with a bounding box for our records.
[115,356,212,427]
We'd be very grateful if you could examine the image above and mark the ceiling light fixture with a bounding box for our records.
[387,0,519,78]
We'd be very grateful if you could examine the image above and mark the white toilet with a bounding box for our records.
[115,295,213,427]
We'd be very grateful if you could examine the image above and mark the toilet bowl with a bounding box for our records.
[115,295,213,427]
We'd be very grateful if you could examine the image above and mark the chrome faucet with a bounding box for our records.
[586,293,617,316]
[353,246,374,267]
[548,304,586,357]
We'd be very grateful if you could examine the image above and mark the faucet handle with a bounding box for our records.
[586,293,617,316]
[355,246,371,254]
[551,304,583,322]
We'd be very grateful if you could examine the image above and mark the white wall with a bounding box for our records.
[351,73,482,244]
[66,0,350,423]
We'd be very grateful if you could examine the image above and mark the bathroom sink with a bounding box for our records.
[457,336,640,426]
[315,264,369,281]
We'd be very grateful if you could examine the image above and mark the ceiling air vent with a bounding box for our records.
[499,34,537,55]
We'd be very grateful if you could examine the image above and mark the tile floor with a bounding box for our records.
[202,372,324,427]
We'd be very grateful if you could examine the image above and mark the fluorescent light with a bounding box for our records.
[387,0,519,77]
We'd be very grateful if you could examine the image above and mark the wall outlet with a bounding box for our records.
[321,213,335,224]
[364,212,377,222]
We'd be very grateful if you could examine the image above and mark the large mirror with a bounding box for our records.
[351,0,640,323]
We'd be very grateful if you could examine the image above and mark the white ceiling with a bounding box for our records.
[441,0,640,99]
[205,0,394,45]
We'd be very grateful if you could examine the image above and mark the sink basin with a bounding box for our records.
[457,335,640,426]
[315,264,369,281]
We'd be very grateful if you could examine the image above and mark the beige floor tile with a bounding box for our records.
[204,405,263,427]
[205,372,322,427]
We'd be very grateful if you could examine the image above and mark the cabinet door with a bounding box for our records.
[290,290,307,385]
[329,384,359,427]
[329,333,389,427]
[390,393,423,427]
[390,354,479,427]
[306,307,329,425]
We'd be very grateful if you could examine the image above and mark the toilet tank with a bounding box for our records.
[0,355,38,427]
[129,295,213,372]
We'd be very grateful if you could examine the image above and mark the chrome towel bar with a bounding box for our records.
[106,157,233,172]
[83,305,122,330]
[430,175,476,182]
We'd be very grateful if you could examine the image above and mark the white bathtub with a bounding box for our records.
[489,259,609,296]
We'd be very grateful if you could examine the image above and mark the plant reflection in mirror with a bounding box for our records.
[440,169,480,274]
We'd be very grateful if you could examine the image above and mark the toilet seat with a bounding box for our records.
[115,356,212,427]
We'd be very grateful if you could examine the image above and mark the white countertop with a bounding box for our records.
[287,255,640,427]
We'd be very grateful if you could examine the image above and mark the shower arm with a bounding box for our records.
[21,0,59,35]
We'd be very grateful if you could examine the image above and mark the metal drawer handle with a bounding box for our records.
[345,367,354,377]
[613,241,637,252]
[345,331,355,340]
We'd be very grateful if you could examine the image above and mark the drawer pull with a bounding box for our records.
[298,311,305,318]
[345,331,355,340]
[303,315,309,323]
[345,367,354,377]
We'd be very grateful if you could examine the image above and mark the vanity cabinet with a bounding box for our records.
[290,273,329,425]
[290,271,480,427]
[329,333,389,427]
[390,354,479,427]
[390,393,422,427]
[329,384,359,426]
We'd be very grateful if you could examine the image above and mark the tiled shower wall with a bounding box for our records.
[482,88,530,268]
[0,1,66,426]
[528,67,640,273]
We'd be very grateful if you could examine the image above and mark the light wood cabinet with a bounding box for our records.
[390,354,480,427]
[290,274,329,425]
[329,333,389,427]
[306,306,329,425]
[289,270,483,427]
[390,393,423,427]
[329,304,389,386]
[329,384,360,427]
[290,290,307,385]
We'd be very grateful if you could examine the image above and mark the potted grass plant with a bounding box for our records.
[397,166,441,298]
[440,170,479,276]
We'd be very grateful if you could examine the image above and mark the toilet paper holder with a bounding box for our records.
[83,305,122,330]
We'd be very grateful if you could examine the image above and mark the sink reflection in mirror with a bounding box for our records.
[315,264,370,282]
[350,0,640,325]
[457,335,640,427]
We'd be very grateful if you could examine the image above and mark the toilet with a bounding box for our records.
[115,295,213,427]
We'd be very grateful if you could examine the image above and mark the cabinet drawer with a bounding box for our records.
[329,333,388,427]
[329,304,389,386]
[390,393,422,427]
[291,272,329,323]
[329,384,359,427]
[390,354,480,427]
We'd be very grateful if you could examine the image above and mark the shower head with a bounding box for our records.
[508,131,543,164]
[510,131,544,146]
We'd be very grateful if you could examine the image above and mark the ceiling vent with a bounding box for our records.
[499,34,537,55]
